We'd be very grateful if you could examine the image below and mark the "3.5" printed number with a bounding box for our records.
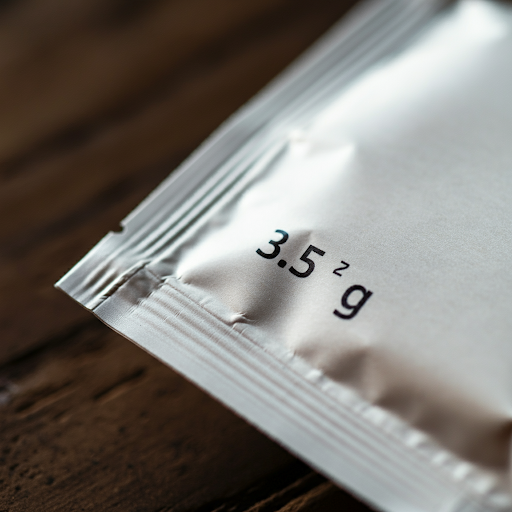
[256,230,325,279]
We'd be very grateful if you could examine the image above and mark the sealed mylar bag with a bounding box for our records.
[57,1,512,510]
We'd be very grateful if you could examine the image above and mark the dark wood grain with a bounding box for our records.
[0,0,374,510]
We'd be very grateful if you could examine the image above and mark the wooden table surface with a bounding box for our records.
[0,1,375,510]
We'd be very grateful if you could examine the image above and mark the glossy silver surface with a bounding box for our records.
[58,1,512,509]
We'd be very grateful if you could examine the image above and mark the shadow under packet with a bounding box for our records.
[57,1,512,510]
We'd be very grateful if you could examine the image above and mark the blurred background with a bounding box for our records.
[0,0,377,510]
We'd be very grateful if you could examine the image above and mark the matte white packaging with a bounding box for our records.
[57,1,512,510]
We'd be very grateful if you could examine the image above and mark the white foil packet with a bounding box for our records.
[57,1,512,510]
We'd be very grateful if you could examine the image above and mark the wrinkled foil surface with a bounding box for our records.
[159,0,512,484]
